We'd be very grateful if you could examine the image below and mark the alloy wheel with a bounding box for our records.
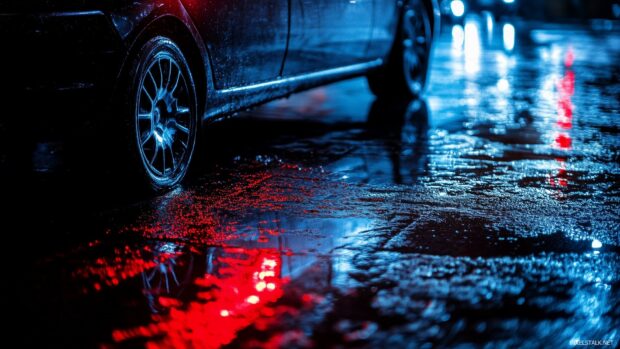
[402,4,431,95]
[135,52,196,186]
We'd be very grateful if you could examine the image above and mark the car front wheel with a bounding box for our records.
[123,36,199,191]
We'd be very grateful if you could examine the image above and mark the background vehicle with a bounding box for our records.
[0,0,439,191]
[440,0,467,25]
[440,0,517,25]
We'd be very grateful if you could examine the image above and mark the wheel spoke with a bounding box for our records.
[170,267,180,286]
[158,59,164,90]
[161,141,167,174]
[149,147,159,171]
[147,70,158,92]
[176,106,190,116]
[148,267,159,281]
[175,124,189,134]
[165,58,173,91]
[142,86,154,104]
[138,113,152,121]
[141,132,153,146]
[170,68,182,96]
[168,144,177,170]
[142,272,151,289]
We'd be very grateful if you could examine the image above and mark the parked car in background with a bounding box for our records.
[440,0,518,24]
[440,0,467,25]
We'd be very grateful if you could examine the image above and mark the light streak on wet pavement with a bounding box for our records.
[5,20,620,348]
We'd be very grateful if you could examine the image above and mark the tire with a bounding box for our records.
[118,36,199,192]
[367,0,432,99]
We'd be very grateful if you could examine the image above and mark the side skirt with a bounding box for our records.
[203,59,383,122]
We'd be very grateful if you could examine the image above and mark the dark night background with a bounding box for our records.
[517,0,618,20]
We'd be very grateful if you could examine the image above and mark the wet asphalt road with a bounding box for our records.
[4,19,620,348]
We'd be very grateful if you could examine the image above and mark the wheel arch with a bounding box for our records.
[116,14,211,117]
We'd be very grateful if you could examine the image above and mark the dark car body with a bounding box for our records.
[0,0,439,121]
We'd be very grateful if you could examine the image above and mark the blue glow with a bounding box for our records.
[452,24,465,47]
[497,78,510,92]
[451,0,465,17]
[503,23,516,51]
[484,12,494,43]
[464,21,481,75]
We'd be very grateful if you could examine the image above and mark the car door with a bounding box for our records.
[368,0,399,59]
[284,0,373,76]
[181,0,289,89]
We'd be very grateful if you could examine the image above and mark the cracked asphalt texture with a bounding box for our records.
[4,20,619,348]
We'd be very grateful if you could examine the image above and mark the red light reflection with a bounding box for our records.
[549,158,568,188]
[556,69,574,132]
[550,49,575,188]
[69,154,321,345]
[564,47,574,68]
[112,248,286,348]
[72,242,182,293]
[554,133,572,150]
[122,170,309,245]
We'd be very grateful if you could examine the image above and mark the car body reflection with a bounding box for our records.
[331,98,430,185]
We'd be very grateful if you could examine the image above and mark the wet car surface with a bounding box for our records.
[5,20,620,348]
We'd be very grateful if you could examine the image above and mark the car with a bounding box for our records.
[0,0,439,191]
[469,0,518,19]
